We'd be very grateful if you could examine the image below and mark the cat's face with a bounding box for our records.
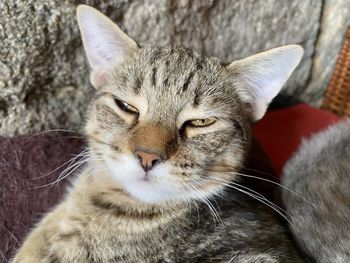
[85,47,248,203]
[77,5,303,204]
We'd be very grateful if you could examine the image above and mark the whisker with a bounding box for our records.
[206,176,291,216]
[205,164,314,206]
[234,172,314,206]
[30,156,90,189]
[241,167,277,179]
[53,151,91,182]
[181,183,201,225]
[186,183,223,226]
[29,129,82,138]
[30,148,90,180]
[200,176,295,225]
[0,224,19,245]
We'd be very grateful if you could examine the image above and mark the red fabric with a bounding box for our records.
[253,104,341,177]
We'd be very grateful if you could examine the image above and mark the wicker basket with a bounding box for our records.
[322,26,350,117]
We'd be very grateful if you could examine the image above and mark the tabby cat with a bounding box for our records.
[13,4,310,262]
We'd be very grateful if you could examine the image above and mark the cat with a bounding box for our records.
[13,5,305,262]
[282,119,350,263]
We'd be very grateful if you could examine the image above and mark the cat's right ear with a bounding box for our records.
[76,5,138,88]
[226,45,303,122]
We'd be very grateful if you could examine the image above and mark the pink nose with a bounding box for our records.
[135,151,161,172]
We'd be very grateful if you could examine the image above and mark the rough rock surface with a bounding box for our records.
[0,0,338,136]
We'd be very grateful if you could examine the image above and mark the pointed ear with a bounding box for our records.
[227,45,303,121]
[76,5,138,88]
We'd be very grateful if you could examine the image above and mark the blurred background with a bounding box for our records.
[1,0,350,136]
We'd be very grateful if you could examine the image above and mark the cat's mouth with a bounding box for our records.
[101,153,228,204]
[138,172,152,182]
[103,153,185,203]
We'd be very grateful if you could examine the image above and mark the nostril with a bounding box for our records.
[151,159,159,167]
[136,154,143,162]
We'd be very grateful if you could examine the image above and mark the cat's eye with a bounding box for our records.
[179,118,217,138]
[114,99,139,115]
[189,118,216,127]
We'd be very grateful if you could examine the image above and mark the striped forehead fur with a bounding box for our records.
[106,46,245,123]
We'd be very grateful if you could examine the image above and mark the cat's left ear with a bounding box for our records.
[77,5,138,88]
[227,45,303,121]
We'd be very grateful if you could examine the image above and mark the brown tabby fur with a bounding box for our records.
[13,5,304,263]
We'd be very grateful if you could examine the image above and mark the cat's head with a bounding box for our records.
[77,5,303,204]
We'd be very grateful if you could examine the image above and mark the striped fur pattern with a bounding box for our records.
[13,5,305,262]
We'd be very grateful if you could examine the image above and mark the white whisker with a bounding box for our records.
[200,176,295,225]
[206,165,314,206]
[31,148,89,180]
[30,156,90,189]
[186,183,223,226]
[234,171,314,206]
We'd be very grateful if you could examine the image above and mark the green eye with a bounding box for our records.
[189,118,216,127]
[114,99,139,115]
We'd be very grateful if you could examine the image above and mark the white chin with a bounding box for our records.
[104,154,185,204]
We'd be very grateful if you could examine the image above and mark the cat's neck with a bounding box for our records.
[69,162,190,232]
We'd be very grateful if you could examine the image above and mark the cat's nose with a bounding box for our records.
[134,151,161,172]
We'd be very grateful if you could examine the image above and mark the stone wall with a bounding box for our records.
[0,0,348,136]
